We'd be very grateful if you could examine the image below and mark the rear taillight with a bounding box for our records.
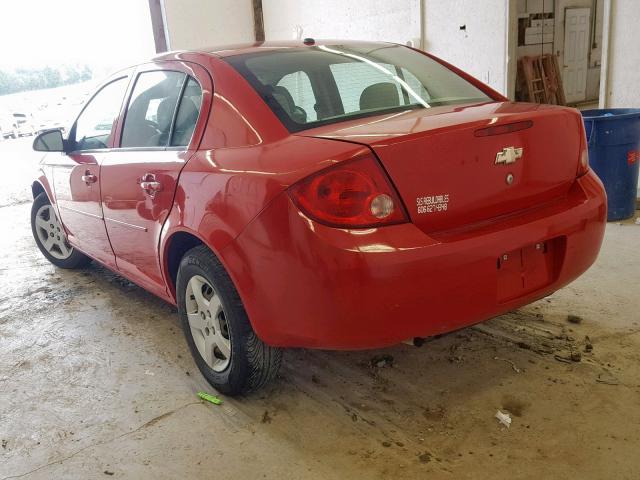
[289,154,408,228]
[578,147,589,177]
[578,119,590,178]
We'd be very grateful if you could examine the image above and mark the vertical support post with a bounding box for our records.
[148,0,168,53]
[599,0,612,108]
[253,0,265,42]
[419,0,426,51]
[505,0,518,100]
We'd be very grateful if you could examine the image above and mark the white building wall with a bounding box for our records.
[423,0,511,95]
[262,0,510,95]
[605,0,640,107]
[262,0,421,45]
[162,0,255,50]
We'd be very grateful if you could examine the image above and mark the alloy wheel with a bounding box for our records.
[185,275,232,372]
[34,205,73,260]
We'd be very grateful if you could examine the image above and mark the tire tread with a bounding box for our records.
[177,244,281,395]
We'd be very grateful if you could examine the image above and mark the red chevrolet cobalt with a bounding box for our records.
[30,41,606,395]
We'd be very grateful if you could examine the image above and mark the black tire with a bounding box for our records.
[177,244,282,396]
[31,192,91,269]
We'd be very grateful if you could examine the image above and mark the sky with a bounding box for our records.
[0,0,156,71]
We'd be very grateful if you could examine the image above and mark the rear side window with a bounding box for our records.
[121,71,185,148]
[225,43,492,132]
[72,77,128,151]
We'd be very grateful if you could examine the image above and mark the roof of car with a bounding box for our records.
[152,39,394,61]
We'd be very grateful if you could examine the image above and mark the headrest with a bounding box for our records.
[272,85,296,115]
[174,97,199,130]
[359,82,400,111]
[156,96,178,132]
[171,97,199,145]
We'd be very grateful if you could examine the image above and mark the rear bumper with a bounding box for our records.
[221,170,607,349]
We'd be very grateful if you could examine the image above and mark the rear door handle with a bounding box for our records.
[81,171,97,184]
[139,173,162,197]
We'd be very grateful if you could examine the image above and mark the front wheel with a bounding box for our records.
[177,245,282,395]
[31,192,90,269]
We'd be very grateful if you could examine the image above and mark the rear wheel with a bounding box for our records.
[177,245,282,395]
[31,192,90,269]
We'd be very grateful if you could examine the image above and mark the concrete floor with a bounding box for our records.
[1,137,640,479]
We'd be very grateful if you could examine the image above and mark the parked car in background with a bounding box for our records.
[35,102,77,134]
[35,117,66,135]
[14,112,36,137]
[29,40,607,395]
[0,111,17,139]
[35,108,65,135]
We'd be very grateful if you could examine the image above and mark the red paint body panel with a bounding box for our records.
[300,102,586,234]
[101,149,191,298]
[99,61,213,298]
[34,41,607,350]
[52,152,117,269]
[221,171,605,348]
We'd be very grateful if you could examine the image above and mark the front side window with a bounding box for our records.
[225,43,493,132]
[121,71,185,148]
[72,77,128,151]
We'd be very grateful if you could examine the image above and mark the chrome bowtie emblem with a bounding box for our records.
[495,147,523,165]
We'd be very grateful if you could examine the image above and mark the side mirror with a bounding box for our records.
[33,129,65,152]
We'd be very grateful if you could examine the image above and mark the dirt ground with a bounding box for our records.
[1,137,640,479]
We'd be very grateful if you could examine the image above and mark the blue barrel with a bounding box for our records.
[582,109,640,221]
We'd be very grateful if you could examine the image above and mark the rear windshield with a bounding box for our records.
[224,43,493,132]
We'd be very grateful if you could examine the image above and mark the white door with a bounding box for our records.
[563,7,591,104]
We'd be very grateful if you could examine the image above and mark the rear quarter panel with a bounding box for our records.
[159,54,372,297]
[160,137,370,292]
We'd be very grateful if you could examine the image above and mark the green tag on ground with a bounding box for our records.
[198,391,223,405]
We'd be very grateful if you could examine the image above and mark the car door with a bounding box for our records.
[100,62,208,297]
[53,74,131,269]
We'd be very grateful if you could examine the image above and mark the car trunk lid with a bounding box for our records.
[298,102,584,235]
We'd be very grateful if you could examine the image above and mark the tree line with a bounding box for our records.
[0,64,93,96]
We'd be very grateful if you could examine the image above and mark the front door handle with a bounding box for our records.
[81,171,97,184]
[139,173,162,197]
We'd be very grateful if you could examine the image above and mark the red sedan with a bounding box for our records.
[30,40,606,395]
